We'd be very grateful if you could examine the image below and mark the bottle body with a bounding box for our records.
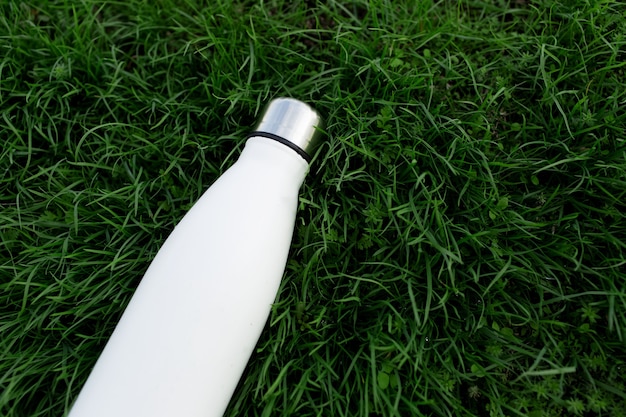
[68,137,308,417]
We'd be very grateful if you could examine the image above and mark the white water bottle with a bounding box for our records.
[68,98,323,417]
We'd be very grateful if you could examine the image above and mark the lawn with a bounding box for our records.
[1,0,625,416]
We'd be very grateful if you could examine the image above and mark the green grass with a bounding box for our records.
[1,0,626,416]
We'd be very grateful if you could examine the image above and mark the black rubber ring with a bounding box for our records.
[246,131,311,162]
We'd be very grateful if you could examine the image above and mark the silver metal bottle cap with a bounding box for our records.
[248,98,323,162]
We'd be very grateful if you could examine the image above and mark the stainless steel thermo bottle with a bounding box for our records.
[68,98,323,417]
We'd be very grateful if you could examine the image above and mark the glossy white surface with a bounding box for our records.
[68,137,308,417]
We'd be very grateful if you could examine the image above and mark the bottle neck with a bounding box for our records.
[245,131,311,162]
[240,136,310,189]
